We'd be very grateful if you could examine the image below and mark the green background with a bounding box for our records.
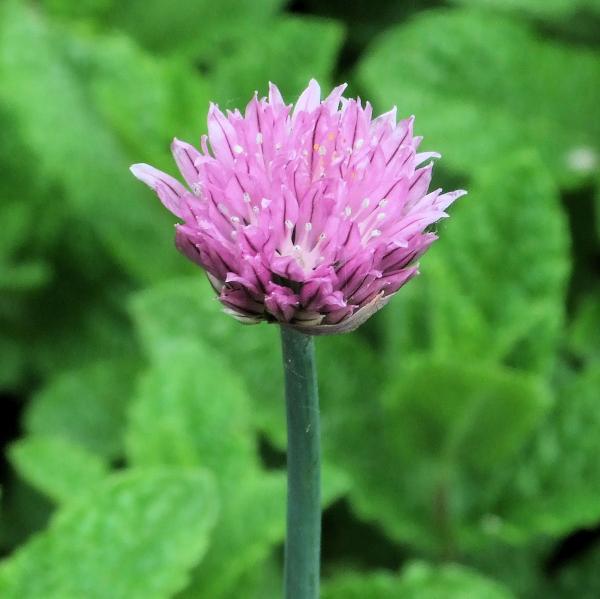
[1,0,599,596]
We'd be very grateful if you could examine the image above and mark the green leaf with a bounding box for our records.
[8,436,109,504]
[382,151,570,373]
[382,360,551,473]
[70,30,211,161]
[357,8,600,187]
[218,554,282,599]
[317,330,387,474]
[177,473,286,599]
[323,570,404,599]
[131,278,392,462]
[449,0,599,20]
[467,542,551,599]
[0,109,64,258]
[130,277,286,447]
[328,356,551,553]
[490,366,600,543]
[322,561,515,598]
[25,359,139,460]
[111,0,285,59]
[127,340,256,478]
[19,238,139,380]
[0,194,51,291]
[27,288,137,380]
[128,307,349,597]
[0,469,218,599]
[398,561,513,598]
[209,16,345,104]
[0,1,193,282]
[322,461,352,507]
[0,200,30,261]
[40,0,115,20]
[126,339,286,598]
[0,261,52,293]
[0,114,58,296]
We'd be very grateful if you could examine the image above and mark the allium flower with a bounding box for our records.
[131,80,465,334]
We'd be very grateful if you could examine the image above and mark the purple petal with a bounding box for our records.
[130,163,188,218]
[293,79,321,118]
[264,283,299,322]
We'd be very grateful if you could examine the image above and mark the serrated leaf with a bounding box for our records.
[357,8,600,187]
[322,561,515,598]
[130,275,389,460]
[177,473,286,599]
[126,339,286,598]
[127,340,256,478]
[382,152,570,373]
[130,277,286,447]
[9,436,109,504]
[382,360,551,472]
[128,294,350,597]
[489,366,600,543]
[25,359,139,460]
[0,469,218,599]
[328,356,550,553]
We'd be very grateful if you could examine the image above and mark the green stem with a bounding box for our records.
[280,326,321,599]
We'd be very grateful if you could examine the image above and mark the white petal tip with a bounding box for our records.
[129,163,152,183]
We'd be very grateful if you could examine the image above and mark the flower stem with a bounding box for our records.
[280,326,321,599]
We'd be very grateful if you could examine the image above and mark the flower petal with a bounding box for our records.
[130,163,188,218]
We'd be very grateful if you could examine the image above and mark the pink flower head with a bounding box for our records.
[131,80,465,334]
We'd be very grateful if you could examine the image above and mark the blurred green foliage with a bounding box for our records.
[0,0,599,597]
